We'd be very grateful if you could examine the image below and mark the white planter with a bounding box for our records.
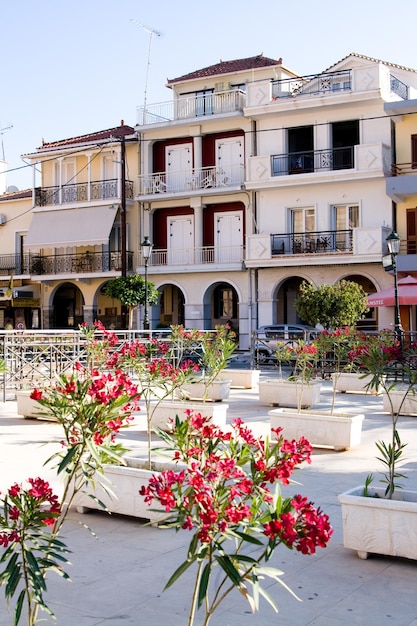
[331,372,381,394]
[338,486,417,560]
[177,379,231,402]
[270,408,365,451]
[258,379,321,409]
[16,390,54,420]
[217,369,260,389]
[382,388,417,416]
[72,462,169,524]
[150,400,228,430]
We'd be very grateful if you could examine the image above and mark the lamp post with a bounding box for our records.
[386,230,403,347]
[141,236,152,330]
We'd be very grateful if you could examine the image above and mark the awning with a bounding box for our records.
[25,205,118,249]
[367,275,417,307]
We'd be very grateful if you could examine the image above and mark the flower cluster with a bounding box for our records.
[30,363,141,521]
[0,478,70,625]
[276,340,319,384]
[140,412,332,623]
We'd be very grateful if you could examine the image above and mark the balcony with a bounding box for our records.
[139,245,244,273]
[271,147,354,176]
[271,70,352,99]
[246,227,390,268]
[138,164,244,198]
[386,163,417,202]
[247,143,390,189]
[270,230,352,255]
[136,90,245,126]
[35,179,134,206]
[0,252,133,277]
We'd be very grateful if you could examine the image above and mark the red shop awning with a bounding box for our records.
[367,275,417,307]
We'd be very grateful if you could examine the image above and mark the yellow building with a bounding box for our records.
[22,123,139,329]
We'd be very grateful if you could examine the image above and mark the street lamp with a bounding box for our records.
[141,236,152,330]
[386,230,403,346]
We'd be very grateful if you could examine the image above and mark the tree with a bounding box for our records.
[105,275,159,329]
[294,280,369,329]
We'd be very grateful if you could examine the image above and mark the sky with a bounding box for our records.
[2,0,417,190]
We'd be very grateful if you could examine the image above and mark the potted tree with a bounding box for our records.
[105,274,159,329]
[338,337,417,559]
[175,324,236,402]
[267,338,365,451]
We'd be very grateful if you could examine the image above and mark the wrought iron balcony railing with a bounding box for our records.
[270,230,353,255]
[271,147,354,176]
[271,70,408,101]
[137,89,245,125]
[272,70,352,99]
[0,252,133,276]
[390,162,417,175]
[34,179,134,206]
[138,164,244,196]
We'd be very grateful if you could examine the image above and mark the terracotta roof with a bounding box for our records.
[35,123,135,152]
[167,54,283,84]
[323,52,417,74]
[0,188,32,202]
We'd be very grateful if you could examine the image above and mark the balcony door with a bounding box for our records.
[215,212,242,262]
[168,215,194,264]
[407,208,417,254]
[166,144,192,191]
[215,137,244,184]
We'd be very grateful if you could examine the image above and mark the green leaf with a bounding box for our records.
[164,558,196,590]
[14,590,25,626]
[197,562,211,608]
[215,554,242,587]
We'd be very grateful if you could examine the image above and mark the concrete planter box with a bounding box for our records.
[72,460,171,524]
[382,388,417,416]
[177,379,231,402]
[338,486,417,560]
[332,372,381,394]
[258,379,321,409]
[270,408,365,451]
[217,369,260,389]
[150,400,228,430]
[16,390,54,420]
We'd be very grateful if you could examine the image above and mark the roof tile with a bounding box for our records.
[167,54,283,84]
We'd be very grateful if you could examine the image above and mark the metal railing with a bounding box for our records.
[34,179,134,206]
[144,245,244,267]
[0,328,212,398]
[137,90,245,125]
[271,147,354,176]
[272,70,352,99]
[390,162,417,175]
[0,251,133,276]
[270,230,353,255]
[138,164,244,195]
[390,74,409,100]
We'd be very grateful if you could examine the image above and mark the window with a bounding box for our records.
[292,208,315,233]
[287,126,314,174]
[214,285,237,319]
[412,135,417,169]
[332,121,359,170]
[291,208,315,253]
[333,205,358,251]
[195,89,213,116]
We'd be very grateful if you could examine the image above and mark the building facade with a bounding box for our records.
[2,53,417,342]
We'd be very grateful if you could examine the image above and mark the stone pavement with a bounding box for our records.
[0,378,417,626]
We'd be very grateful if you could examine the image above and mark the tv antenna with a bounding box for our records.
[0,124,13,162]
[130,20,163,121]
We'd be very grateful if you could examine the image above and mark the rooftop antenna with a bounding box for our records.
[130,19,163,123]
[0,123,13,161]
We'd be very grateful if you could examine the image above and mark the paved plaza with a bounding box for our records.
[0,376,417,625]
